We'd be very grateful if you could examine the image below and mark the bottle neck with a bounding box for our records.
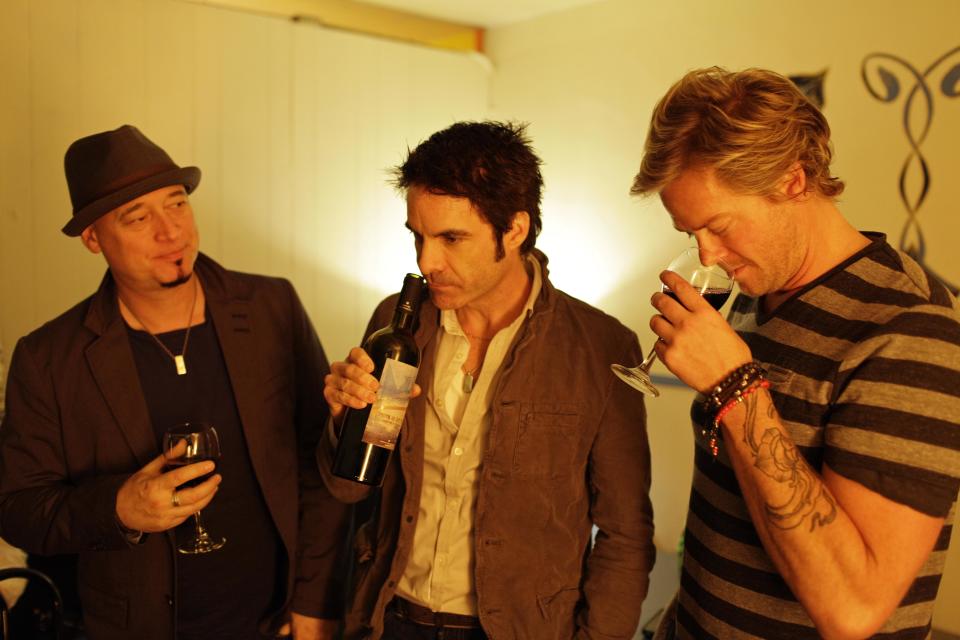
[393,308,416,332]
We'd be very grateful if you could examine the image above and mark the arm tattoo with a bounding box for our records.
[741,395,837,532]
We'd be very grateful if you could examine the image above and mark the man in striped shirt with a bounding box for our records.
[633,67,960,639]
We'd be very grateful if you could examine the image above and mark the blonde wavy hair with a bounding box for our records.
[632,67,844,200]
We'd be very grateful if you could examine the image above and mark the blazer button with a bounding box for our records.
[166,595,174,606]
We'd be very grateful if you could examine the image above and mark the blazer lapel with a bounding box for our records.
[84,282,157,467]
[207,298,267,473]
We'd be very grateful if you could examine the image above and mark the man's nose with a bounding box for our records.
[417,239,443,275]
[694,232,724,268]
[153,210,180,240]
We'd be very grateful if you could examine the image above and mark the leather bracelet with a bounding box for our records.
[702,379,770,458]
[702,362,768,420]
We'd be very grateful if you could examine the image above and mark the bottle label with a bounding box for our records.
[361,358,419,450]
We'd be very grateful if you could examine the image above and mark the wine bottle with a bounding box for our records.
[332,273,427,485]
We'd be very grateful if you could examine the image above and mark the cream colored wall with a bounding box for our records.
[3,0,960,633]
[485,0,960,631]
[0,0,490,405]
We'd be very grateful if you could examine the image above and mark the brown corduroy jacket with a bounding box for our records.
[319,250,655,640]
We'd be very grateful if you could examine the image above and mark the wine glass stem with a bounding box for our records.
[193,511,210,539]
[638,344,659,373]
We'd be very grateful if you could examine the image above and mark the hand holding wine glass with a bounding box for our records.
[651,268,753,393]
[114,435,220,534]
[611,248,734,396]
[163,422,226,554]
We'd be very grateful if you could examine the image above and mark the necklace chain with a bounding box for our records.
[122,277,199,376]
[460,329,493,392]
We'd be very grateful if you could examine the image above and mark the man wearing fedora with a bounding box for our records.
[0,125,349,639]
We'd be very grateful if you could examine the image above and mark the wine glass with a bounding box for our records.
[163,422,226,554]
[611,248,734,396]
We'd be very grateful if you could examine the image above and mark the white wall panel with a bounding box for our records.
[0,0,490,379]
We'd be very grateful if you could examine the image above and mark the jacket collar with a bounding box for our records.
[414,247,558,340]
[82,253,241,336]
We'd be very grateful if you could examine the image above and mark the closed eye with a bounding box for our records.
[122,213,148,225]
[441,233,462,245]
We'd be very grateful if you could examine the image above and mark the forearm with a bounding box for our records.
[579,352,655,639]
[0,474,131,555]
[295,426,353,616]
[577,528,653,639]
[720,390,915,638]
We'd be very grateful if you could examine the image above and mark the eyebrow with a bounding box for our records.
[117,188,188,218]
[404,222,470,238]
[119,202,144,217]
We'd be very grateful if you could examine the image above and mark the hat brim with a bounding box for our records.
[61,166,201,237]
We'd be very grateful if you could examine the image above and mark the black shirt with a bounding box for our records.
[128,313,282,640]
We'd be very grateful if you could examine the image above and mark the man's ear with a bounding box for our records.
[780,162,808,199]
[80,225,102,254]
[504,211,530,252]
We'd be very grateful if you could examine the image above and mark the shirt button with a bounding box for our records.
[454,447,463,456]
[437,399,444,408]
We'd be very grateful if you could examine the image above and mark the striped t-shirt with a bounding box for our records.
[668,233,960,639]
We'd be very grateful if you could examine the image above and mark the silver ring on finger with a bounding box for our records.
[172,490,181,508]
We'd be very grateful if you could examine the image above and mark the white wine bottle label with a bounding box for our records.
[361,358,418,450]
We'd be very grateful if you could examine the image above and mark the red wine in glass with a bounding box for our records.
[611,248,734,396]
[662,288,731,311]
[163,422,225,554]
[164,456,218,489]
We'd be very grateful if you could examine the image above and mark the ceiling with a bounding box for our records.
[360,0,604,28]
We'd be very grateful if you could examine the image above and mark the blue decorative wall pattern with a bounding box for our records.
[862,46,960,294]
[789,70,827,108]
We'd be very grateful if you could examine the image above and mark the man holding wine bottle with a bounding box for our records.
[0,125,349,639]
[318,121,655,640]
[632,67,960,639]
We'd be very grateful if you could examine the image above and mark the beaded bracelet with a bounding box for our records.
[701,379,770,458]
[702,362,768,420]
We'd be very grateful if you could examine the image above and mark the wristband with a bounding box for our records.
[702,362,767,420]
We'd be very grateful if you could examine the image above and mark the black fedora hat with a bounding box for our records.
[61,125,201,236]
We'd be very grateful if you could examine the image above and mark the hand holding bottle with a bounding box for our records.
[324,347,422,419]
[330,273,427,485]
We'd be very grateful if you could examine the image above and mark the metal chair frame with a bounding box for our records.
[0,567,63,639]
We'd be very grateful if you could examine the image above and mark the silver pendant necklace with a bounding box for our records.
[462,331,493,393]
[122,277,199,376]
[462,364,481,393]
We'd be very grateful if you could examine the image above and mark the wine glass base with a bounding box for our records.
[178,534,226,555]
[610,364,661,397]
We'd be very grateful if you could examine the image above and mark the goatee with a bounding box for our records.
[160,275,192,289]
